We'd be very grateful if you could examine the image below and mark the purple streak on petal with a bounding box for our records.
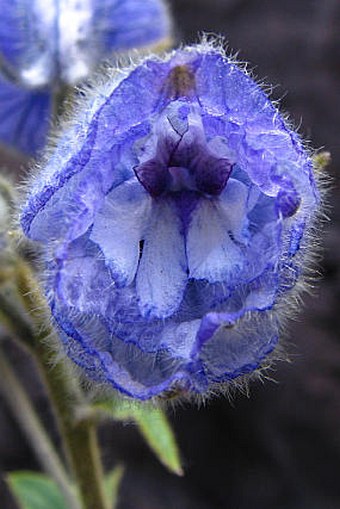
[288,220,306,256]
[196,310,244,347]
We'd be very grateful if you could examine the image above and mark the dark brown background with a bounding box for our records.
[1,1,340,508]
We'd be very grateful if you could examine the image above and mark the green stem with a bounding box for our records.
[15,260,109,509]
[0,289,34,346]
[33,344,108,509]
[0,348,81,509]
[52,84,73,118]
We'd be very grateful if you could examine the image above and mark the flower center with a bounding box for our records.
[134,106,233,198]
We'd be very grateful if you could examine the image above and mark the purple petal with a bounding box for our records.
[0,75,50,154]
[197,309,279,380]
[94,0,171,52]
[0,0,55,87]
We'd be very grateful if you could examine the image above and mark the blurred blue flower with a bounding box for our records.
[21,42,320,400]
[0,0,171,155]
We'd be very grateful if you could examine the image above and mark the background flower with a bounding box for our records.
[21,41,320,400]
[0,0,171,155]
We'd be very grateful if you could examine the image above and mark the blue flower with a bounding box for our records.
[21,42,320,400]
[0,0,171,155]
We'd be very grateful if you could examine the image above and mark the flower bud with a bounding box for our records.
[21,41,321,400]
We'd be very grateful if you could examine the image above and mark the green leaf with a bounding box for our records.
[104,465,125,509]
[133,405,183,476]
[7,471,68,509]
[96,399,183,476]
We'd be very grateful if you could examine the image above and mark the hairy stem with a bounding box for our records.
[0,288,34,346]
[14,260,109,509]
[33,350,108,509]
[52,84,73,118]
[0,348,81,509]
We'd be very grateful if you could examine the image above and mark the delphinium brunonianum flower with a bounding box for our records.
[21,41,320,400]
[0,0,171,155]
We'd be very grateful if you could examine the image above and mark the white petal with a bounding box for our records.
[90,179,151,286]
[136,201,187,318]
[218,178,249,242]
[187,197,244,284]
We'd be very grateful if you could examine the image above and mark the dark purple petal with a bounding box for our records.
[194,155,232,195]
[134,159,170,197]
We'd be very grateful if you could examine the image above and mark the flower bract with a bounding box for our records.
[0,0,171,154]
[21,42,320,400]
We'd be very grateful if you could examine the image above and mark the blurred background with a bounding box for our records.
[1,0,340,508]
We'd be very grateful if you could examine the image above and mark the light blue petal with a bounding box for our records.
[54,308,194,399]
[244,219,282,284]
[159,320,202,359]
[52,235,113,317]
[244,270,278,310]
[198,309,279,380]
